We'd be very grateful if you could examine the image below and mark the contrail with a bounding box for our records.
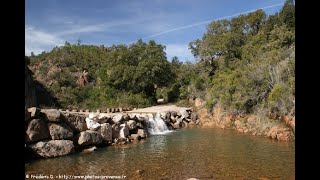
[129,3,283,44]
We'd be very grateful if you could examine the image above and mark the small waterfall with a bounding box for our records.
[147,112,172,135]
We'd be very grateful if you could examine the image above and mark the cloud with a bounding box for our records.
[165,43,194,62]
[25,26,64,55]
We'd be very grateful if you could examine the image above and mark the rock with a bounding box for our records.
[85,117,101,131]
[190,112,198,122]
[194,98,204,108]
[27,107,40,119]
[173,122,181,129]
[26,119,50,143]
[137,129,147,138]
[88,112,99,119]
[98,123,112,143]
[29,140,74,158]
[136,122,144,129]
[112,123,121,139]
[130,134,141,141]
[114,138,129,145]
[95,113,112,124]
[159,112,170,122]
[123,113,130,121]
[187,178,199,180]
[112,114,124,123]
[135,170,144,175]
[179,109,189,119]
[48,122,74,140]
[78,130,103,146]
[181,121,188,128]
[41,109,61,122]
[128,113,138,120]
[81,146,97,153]
[64,114,88,133]
[119,124,129,138]
[127,120,137,130]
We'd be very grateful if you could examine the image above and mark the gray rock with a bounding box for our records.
[173,122,181,129]
[179,109,190,119]
[78,130,103,146]
[191,112,198,122]
[127,120,137,130]
[112,123,121,139]
[26,119,50,143]
[48,122,73,140]
[112,114,123,123]
[137,129,147,138]
[159,112,170,122]
[41,109,61,122]
[99,123,112,143]
[29,140,74,158]
[63,113,88,133]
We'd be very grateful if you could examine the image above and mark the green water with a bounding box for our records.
[25,128,295,179]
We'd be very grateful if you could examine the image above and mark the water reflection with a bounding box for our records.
[26,128,294,179]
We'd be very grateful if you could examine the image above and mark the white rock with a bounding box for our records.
[85,117,101,130]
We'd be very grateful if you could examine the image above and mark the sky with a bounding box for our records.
[25,0,285,62]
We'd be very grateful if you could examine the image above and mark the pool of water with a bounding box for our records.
[25,128,295,179]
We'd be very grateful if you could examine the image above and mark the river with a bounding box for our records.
[25,128,295,179]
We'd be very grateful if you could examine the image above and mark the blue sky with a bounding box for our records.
[26,0,285,62]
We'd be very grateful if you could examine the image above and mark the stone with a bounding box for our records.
[127,120,137,130]
[27,107,40,119]
[81,146,97,153]
[85,117,101,131]
[190,112,198,122]
[130,134,141,141]
[119,124,129,138]
[41,109,61,122]
[173,122,181,129]
[136,122,144,129]
[48,122,74,140]
[137,129,147,138]
[159,112,170,122]
[88,112,99,119]
[112,123,121,139]
[26,119,50,143]
[64,113,88,133]
[29,140,74,158]
[78,130,103,146]
[112,114,124,123]
[99,123,112,143]
[181,121,188,128]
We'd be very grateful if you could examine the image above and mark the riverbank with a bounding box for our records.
[192,99,295,141]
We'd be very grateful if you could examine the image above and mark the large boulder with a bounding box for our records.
[29,140,74,158]
[98,123,112,143]
[179,109,190,119]
[112,123,121,139]
[88,112,99,119]
[159,112,170,122]
[78,130,103,146]
[112,114,124,123]
[48,122,74,140]
[41,109,61,122]
[63,114,88,133]
[173,121,181,129]
[85,118,101,131]
[127,120,137,130]
[96,113,112,124]
[119,124,129,138]
[26,119,50,143]
[137,129,147,139]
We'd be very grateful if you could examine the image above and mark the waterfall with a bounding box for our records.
[147,112,172,135]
